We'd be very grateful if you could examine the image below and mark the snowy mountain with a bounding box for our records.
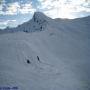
[0,12,52,33]
[0,12,90,90]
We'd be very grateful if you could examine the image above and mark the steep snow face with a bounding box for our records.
[0,12,90,90]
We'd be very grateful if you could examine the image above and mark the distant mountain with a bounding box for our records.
[0,12,53,33]
[0,12,90,33]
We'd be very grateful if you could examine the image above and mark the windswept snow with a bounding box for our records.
[0,12,90,90]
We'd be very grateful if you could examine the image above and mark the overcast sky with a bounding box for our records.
[0,0,90,29]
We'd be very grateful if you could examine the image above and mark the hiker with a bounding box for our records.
[40,26,42,30]
[26,59,31,64]
[37,56,41,62]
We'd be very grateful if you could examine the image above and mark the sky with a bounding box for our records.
[0,0,90,29]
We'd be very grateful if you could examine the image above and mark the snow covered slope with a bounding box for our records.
[0,12,90,90]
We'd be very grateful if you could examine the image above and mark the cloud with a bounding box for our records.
[0,4,3,11]
[0,0,90,19]
[38,0,90,18]
[0,1,36,15]
[0,2,19,15]
[19,3,36,14]
[5,2,19,15]
[0,20,17,29]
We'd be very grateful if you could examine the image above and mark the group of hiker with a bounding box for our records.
[26,56,40,64]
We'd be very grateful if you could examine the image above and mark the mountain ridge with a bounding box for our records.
[0,12,90,33]
[0,12,52,33]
